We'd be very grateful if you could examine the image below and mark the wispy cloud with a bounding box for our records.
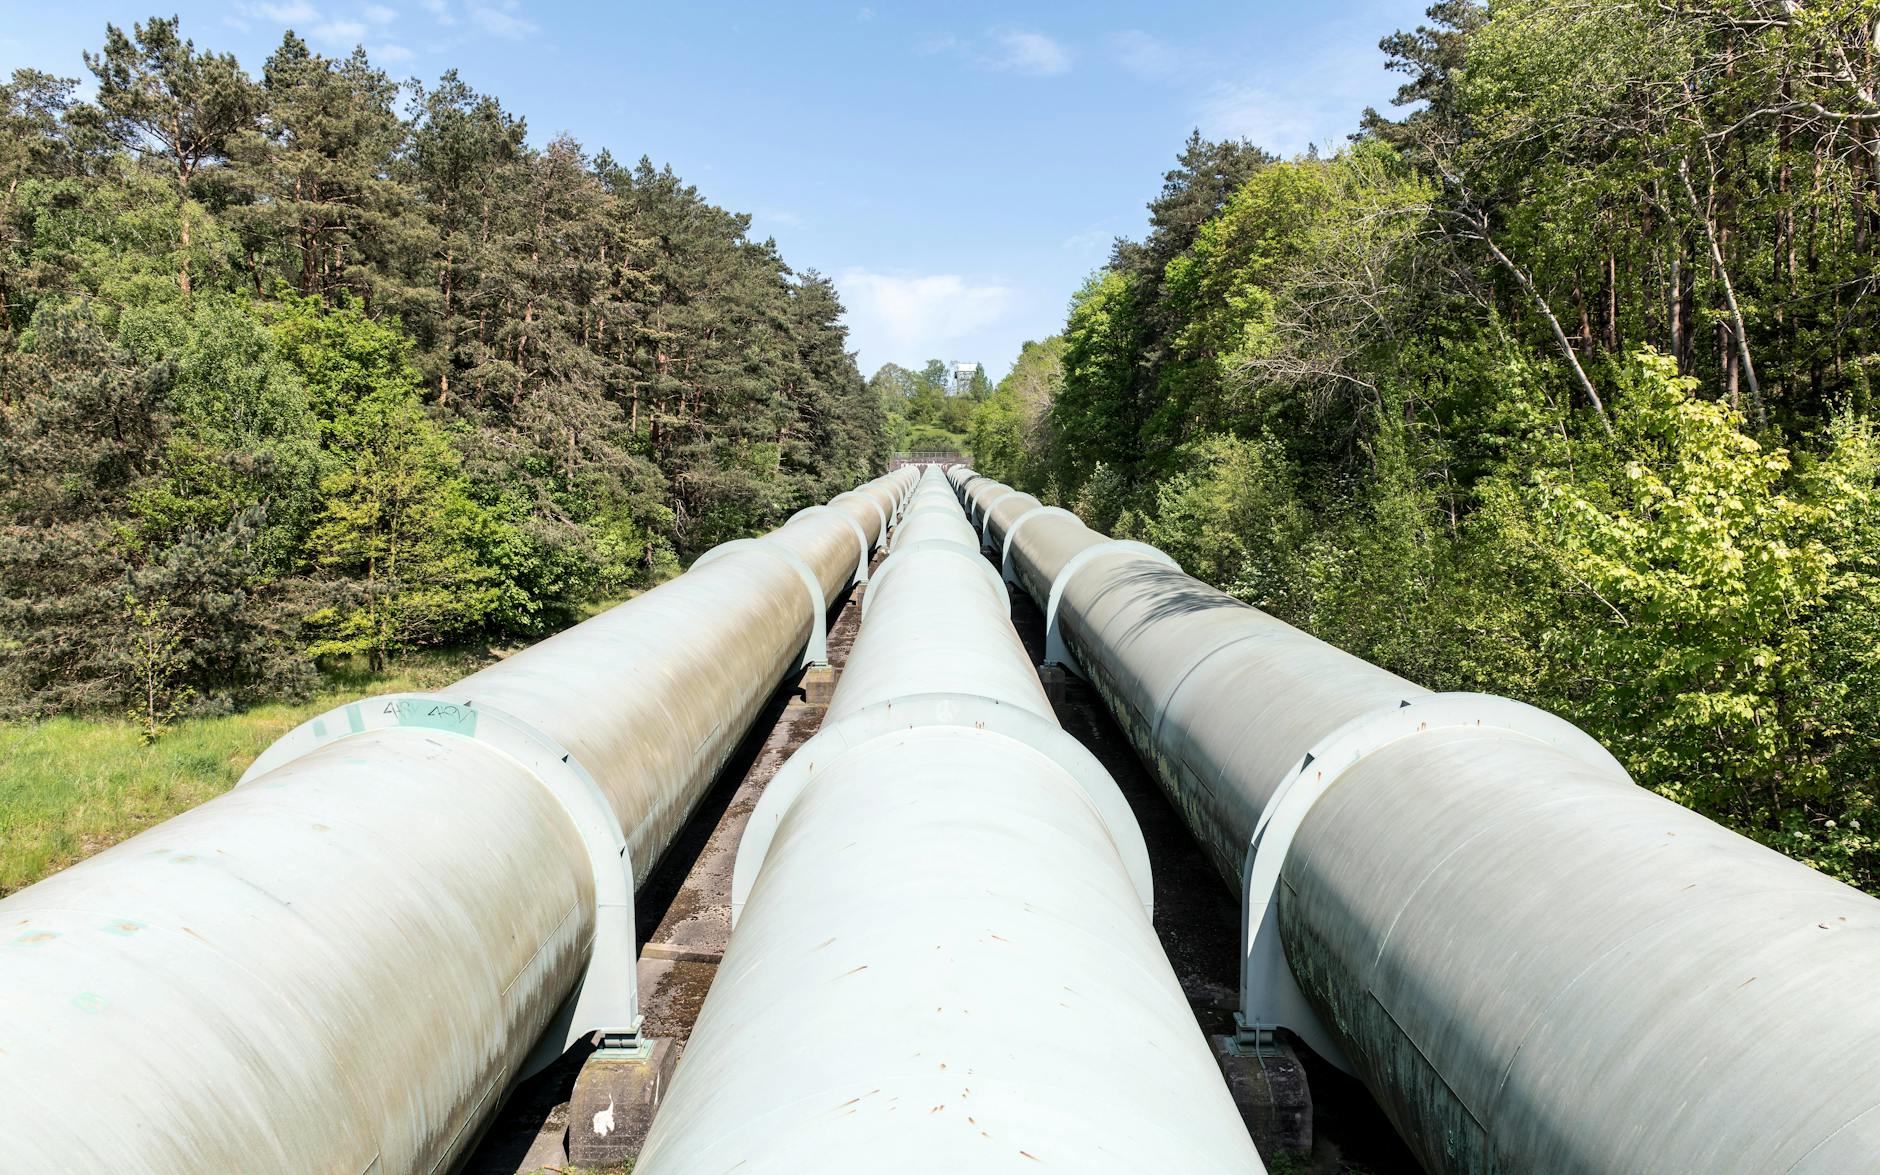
[835,270,1018,370]
[1196,41,1382,157]
[252,0,320,22]
[373,43,415,62]
[364,4,397,24]
[468,1,535,38]
[1199,83,1318,155]
[988,29,1070,75]
[755,209,805,229]
[419,0,456,23]
[925,27,1071,76]
[1060,223,1118,256]
[314,19,368,43]
[1111,30,1181,81]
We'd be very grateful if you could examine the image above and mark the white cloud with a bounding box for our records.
[253,0,321,22]
[755,209,805,228]
[1196,40,1390,157]
[373,43,415,62]
[835,270,1018,371]
[314,19,368,43]
[1111,30,1180,81]
[1060,224,1116,256]
[468,2,536,38]
[1199,82,1321,157]
[988,29,1070,75]
[924,27,1071,76]
[419,0,455,21]
[364,4,397,24]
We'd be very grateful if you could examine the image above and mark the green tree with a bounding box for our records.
[275,298,517,667]
[84,16,262,295]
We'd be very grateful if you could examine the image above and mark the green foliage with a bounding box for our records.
[124,296,324,565]
[269,297,517,666]
[1,20,886,719]
[970,336,1065,491]
[1478,352,1880,881]
[872,356,984,455]
[302,398,510,667]
[1013,12,1880,894]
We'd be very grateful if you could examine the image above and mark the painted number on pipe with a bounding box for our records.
[385,699,479,736]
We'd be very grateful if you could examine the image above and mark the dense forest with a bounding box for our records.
[972,0,1880,890]
[0,18,889,732]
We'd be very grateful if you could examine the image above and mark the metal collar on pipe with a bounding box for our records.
[971,487,1020,531]
[887,503,975,551]
[862,539,1007,621]
[729,691,1154,923]
[998,505,1075,583]
[832,489,888,547]
[1235,692,1626,1073]
[693,538,831,666]
[1043,539,1179,671]
[787,505,871,585]
[242,693,641,1068]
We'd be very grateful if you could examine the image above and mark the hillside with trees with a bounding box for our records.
[0,17,886,731]
[870,357,991,454]
[971,0,1880,892]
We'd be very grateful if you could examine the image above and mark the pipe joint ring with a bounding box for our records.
[694,538,830,667]
[1043,540,1179,672]
[729,691,1154,927]
[239,693,641,1060]
[863,539,1008,621]
[1236,691,1630,1074]
[999,505,1077,585]
[787,505,871,585]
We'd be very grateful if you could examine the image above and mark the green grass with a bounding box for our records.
[0,648,495,897]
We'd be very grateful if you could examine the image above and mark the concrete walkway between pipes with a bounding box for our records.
[462,552,878,1175]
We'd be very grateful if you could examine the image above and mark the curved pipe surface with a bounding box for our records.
[957,470,1880,1175]
[0,471,917,1174]
[636,467,1262,1174]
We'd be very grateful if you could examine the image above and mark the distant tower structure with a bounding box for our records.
[950,361,980,397]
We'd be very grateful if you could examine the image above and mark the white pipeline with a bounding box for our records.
[0,468,919,1173]
[636,466,1264,1174]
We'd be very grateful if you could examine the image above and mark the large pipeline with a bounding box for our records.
[0,469,917,1173]
[635,466,1264,1174]
[954,467,1880,1174]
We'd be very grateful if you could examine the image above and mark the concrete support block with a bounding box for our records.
[800,663,839,705]
[566,1037,678,1166]
[1210,1033,1312,1159]
[1037,663,1070,707]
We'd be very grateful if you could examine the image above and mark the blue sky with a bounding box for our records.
[3,0,1429,381]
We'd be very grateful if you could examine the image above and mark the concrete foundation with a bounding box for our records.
[800,663,839,704]
[566,1037,678,1166]
[1210,1033,1313,1159]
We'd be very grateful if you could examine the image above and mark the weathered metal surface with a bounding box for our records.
[0,469,918,1174]
[637,466,1264,1175]
[956,468,1880,1175]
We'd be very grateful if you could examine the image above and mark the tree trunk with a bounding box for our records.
[1475,212,1613,435]
[1679,158,1764,426]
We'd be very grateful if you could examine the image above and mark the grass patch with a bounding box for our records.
[0,648,494,897]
